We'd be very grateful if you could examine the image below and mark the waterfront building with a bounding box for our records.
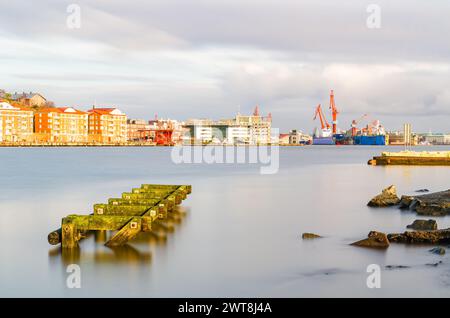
[149,118,186,145]
[11,92,47,107]
[289,130,312,145]
[88,108,127,143]
[127,119,152,142]
[386,131,418,146]
[34,107,89,143]
[419,133,450,145]
[0,102,34,143]
[184,108,272,145]
[279,134,290,145]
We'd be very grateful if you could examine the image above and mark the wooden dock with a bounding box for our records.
[48,184,191,248]
[368,151,450,166]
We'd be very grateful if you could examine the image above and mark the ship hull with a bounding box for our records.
[312,136,335,145]
[353,135,386,145]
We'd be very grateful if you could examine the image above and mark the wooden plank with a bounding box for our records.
[94,204,156,216]
[105,216,142,247]
[61,216,79,249]
[107,198,160,206]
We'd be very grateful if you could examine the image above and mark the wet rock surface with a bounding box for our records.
[385,265,410,269]
[399,189,450,216]
[351,231,390,248]
[426,261,443,267]
[302,233,321,239]
[429,247,446,255]
[406,219,438,231]
[367,185,401,207]
[387,228,450,244]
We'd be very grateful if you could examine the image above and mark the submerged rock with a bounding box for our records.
[385,265,410,269]
[367,185,400,207]
[351,231,390,248]
[416,189,430,193]
[399,189,450,216]
[426,261,443,267]
[406,219,438,231]
[302,233,321,239]
[388,228,450,244]
[429,247,446,255]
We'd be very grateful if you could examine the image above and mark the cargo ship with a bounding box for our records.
[312,126,335,145]
[353,135,386,145]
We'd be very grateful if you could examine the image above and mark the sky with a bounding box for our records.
[1,0,449,133]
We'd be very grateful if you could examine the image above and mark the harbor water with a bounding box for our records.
[0,146,449,297]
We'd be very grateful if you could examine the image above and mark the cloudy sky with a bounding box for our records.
[1,0,449,132]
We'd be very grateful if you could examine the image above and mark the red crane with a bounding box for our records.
[313,104,330,130]
[329,90,339,134]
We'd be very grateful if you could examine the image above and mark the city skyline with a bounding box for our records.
[1,0,450,133]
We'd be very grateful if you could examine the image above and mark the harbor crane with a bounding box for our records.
[313,104,331,130]
[329,90,339,134]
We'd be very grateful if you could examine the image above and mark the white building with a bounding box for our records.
[226,126,249,144]
[421,134,450,145]
[184,108,272,145]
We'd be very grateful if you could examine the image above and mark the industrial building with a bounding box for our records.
[184,107,272,145]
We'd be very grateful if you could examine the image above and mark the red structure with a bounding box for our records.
[313,104,330,130]
[329,90,339,134]
[153,129,173,146]
[137,128,174,145]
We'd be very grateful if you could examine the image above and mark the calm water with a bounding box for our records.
[0,146,450,297]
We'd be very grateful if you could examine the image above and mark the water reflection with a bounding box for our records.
[48,207,188,267]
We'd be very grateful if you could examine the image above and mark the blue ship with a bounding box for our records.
[353,135,386,145]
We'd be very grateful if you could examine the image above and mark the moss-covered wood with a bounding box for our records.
[50,183,191,248]
[105,216,143,247]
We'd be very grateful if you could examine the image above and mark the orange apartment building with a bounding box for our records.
[87,108,127,143]
[0,101,34,143]
[34,107,89,143]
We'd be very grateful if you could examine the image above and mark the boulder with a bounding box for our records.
[415,189,429,193]
[399,195,414,209]
[367,185,400,207]
[399,189,450,216]
[302,233,321,239]
[388,228,450,244]
[351,231,390,248]
[429,247,446,255]
[406,219,438,231]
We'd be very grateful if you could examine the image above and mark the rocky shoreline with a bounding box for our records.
[367,185,450,216]
[350,186,450,249]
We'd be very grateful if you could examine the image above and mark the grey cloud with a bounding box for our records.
[1,0,450,132]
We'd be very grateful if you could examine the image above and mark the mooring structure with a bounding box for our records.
[48,184,191,248]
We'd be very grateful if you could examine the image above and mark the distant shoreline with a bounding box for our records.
[0,143,444,148]
[0,143,308,148]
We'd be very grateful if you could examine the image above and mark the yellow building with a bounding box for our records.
[34,107,89,143]
[88,108,127,143]
[0,101,34,143]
